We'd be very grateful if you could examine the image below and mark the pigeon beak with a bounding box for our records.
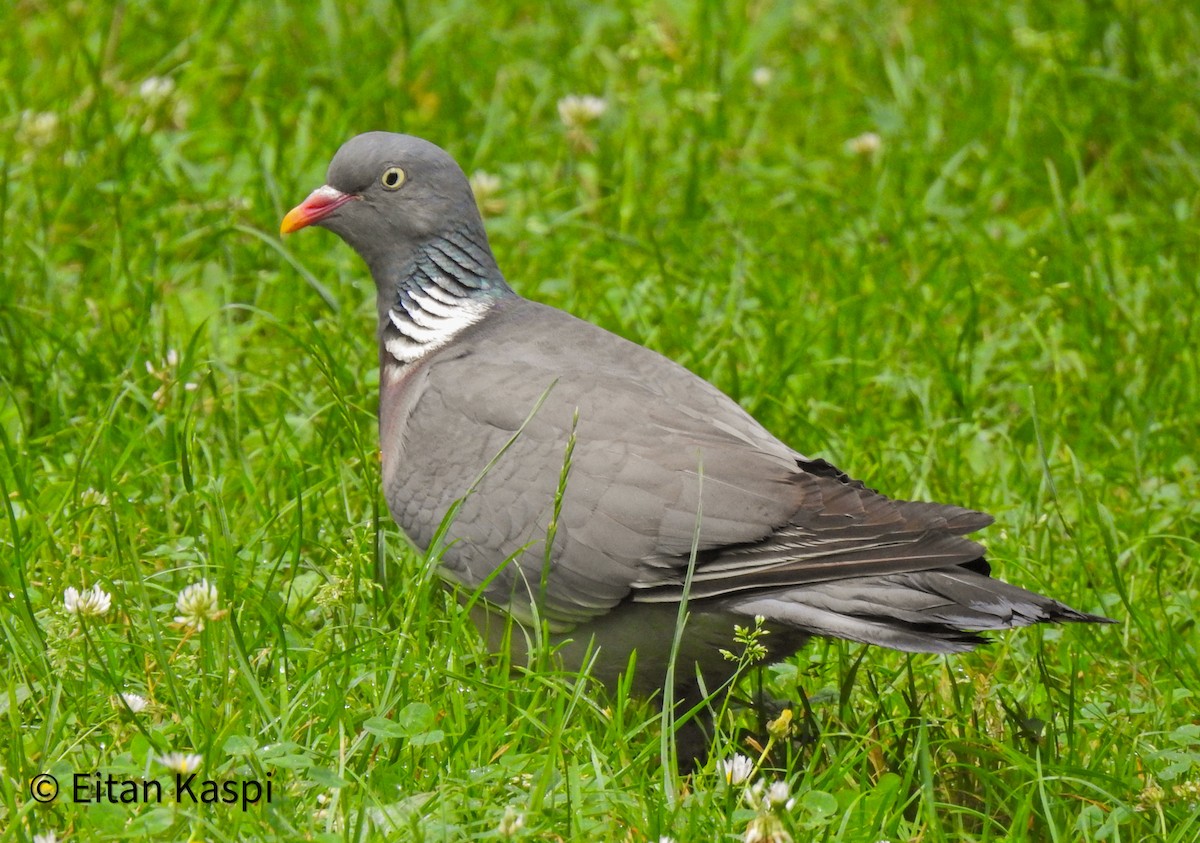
[280,185,358,234]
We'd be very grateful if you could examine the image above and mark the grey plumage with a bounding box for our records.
[282,132,1111,696]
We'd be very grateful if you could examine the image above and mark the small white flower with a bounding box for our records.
[557,94,608,129]
[766,779,794,809]
[118,692,150,713]
[80,487,109,507]
[63,584,112,618]
[752,66,774,88]
[721,753,754,785]
[136,76,190,131]
[846,131,882,157]
[470,170,501,198]
[470,170,505,215]
[497,804,524,836]
[747,778,795,810]
[1175,780,1200,800]
[744,813,792,843]
[146,350,199,407]
[157,752,203,774]
[17,110,59,148]
[139,76,176,106]
[33,832,57,843]
[174,579,222,631]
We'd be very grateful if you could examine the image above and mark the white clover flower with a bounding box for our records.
[174,579,222,631]
[470,170,506,215]
[17,110,59,148]
[136,76,190,131]
[744,813,792,843]
[1136,782,1166,810]
[497,804,524,836]
[138,76,176,106]
[117,692,150,713]
[63,584,112,618]
[157,752,203,774]
[752,66,774,88]
[33,832,57,843]
[557,94,608,128]
[80,487,110,507]
[746,778,797,812]
[470,170,501,199]
[146,349,199,406]
[1175,780,1200,800]
[765,780,794,810]
[742,779,797,840]
[846,131,882,157]
[721,753,754,785]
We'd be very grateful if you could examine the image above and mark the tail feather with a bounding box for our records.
[727,569,1113,654]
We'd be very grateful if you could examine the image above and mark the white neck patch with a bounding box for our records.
[383,292,491,364]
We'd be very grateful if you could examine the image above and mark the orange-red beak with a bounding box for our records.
[280,185,358,234]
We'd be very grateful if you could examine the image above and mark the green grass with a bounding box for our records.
[2,0,1198,840]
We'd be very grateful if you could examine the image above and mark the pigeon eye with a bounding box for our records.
[381,167,406,190]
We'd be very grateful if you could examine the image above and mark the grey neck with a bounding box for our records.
[378,224,513,365]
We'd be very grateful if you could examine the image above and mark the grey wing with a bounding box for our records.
[389,349,803,626]
[387,300,989,629]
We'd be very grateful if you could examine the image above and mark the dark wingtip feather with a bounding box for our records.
[1047,605,1116,625]
[727,568,1113,654]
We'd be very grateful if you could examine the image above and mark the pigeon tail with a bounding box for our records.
[726,568,1114,654]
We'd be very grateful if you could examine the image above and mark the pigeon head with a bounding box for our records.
[281,132,491,275]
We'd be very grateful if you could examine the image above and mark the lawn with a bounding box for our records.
[2,1,1198,840]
